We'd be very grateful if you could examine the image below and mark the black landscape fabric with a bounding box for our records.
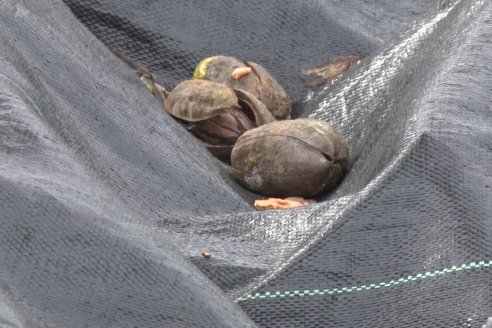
[1,0,491,327]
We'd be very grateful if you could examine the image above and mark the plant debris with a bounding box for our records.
[231,67,252,79]
[113,51,168,105]
[303,56,363,86]
[254,197,315,210]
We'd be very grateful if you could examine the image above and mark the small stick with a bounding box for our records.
[113,50,169,106]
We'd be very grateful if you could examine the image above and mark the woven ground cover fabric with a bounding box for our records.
[1,0,491,327]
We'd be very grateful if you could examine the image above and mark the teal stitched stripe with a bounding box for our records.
[237,260,492,303]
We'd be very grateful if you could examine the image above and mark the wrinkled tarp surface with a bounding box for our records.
[1,0,491,327]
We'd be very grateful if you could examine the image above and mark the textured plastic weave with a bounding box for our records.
[1,0,491,327]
